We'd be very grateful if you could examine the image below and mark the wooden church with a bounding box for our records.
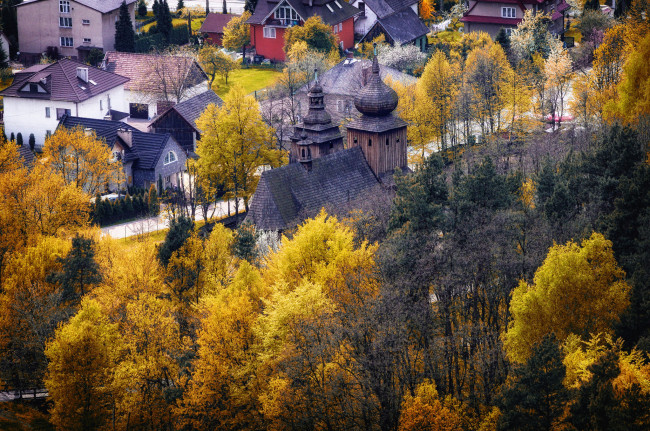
[246,56,408,231]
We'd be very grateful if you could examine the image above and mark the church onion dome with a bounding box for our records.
[354,56,398,117]
[303,73,332,125]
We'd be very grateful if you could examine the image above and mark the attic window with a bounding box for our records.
[368,139,372,147]
[386,138,389,145]
[89,79,97,85]
[164,151,177,165]
[353,137,358,144]
[326,3,334,12]
[274,4,298,20]
[29,83,38,92]
[335,0,342,7]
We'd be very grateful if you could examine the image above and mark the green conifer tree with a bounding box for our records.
[115,0,136,52]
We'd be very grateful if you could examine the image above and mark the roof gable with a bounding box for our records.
[199,13,239,33]
[57,116,175,170]
[102,52,208,93]
[0,58,129,102]
[153,90,224,131]
[362,8,428,44]
[248,0,360,25]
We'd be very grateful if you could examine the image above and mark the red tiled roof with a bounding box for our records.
[551,10,562,20]
[199,13,238,34]
[460,15,523,25]
[557,1,570,12]
[0,58,129,102]
[102,52,208,93]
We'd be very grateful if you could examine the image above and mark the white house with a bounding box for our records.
[102,52,209,120]
[0,58,129,148]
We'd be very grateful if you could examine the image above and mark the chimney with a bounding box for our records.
[117,128,133,148]
[77,67,89,83]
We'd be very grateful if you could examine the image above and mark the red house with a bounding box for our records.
[247,0,360,61]
[200,12,239,45]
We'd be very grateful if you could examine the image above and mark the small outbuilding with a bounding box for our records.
[199,13,239,45]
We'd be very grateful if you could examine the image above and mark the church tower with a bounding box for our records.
[290,74,344,170]
[346,55,408,178]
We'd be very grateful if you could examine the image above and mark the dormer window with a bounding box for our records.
[164,151,177,165]
[274,4,298,21]
[29,83,38,92]
[358,2,365,15]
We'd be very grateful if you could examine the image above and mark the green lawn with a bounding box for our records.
[140,18,190,33]
[211,67,282,97]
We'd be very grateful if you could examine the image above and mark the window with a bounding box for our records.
[100,100,103,111]
[46,130,52,138]
[353,137,358,144]
[129,103,148,119]
[164,151,177,165]
[263,27,276,38]
[338,23,342,32]
[82,19,90,25]
[83,37,91,43]
[56,108,71,120]
[368,139,372,147]
[59,0,70,13]
[358,2,365,15]
[337,100,343,112]
[60,36,73,47]
[386,138,389,145]
[274,4,298,20]
[333,25,337,33]
[501,7,516,18]
[45,107,50,118]
[29,83,38,92]
[504,27,513,36]
[59,17,72,27]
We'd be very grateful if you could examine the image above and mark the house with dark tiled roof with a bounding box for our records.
[200,12,239,45]
[59,115,187,190]
[0,58,129,148]
[246,0,360,61]
[149,90,224,153]
[461,0,570,38]
[351,0,428,50]
[247,56,408,231]
[17,146,36,168]
[16,0,137,65]
[102,51,209,120]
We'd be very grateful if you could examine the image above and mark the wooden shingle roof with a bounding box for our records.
[247,0,360,26]
[247,147,380,230]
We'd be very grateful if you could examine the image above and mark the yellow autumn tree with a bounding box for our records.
[284,16,337,54]
[222,11,251,60]
[418,0,435,20]
[196,86,285,214]
[464,42,512,135]
[0,236,71,394]
[502,60,533,139]
[603,31,650,124]
[544,42,573,124]
[175,262,266,430]
[419,50,460,152]
[43,126,123,196]
[504,232,631,363]
[45,298,123,431]
[7,162,90,238]
[398,380,469,431]
[255,211,381,429]
[390,78,435,165]
[202,223,236,292]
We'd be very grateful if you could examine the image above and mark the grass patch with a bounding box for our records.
[211,67,282,97]
[140,18,189,33]
[428,30,463,44]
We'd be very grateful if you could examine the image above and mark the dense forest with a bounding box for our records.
[1,1,650,430]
